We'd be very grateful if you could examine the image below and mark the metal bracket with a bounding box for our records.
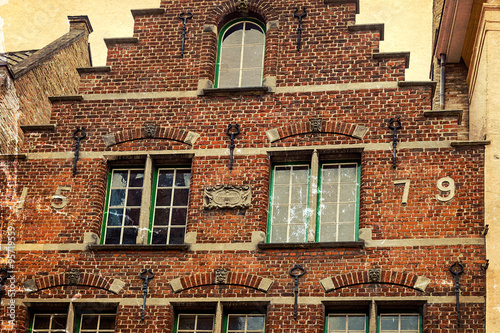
[388,117,401,169]
[227,124,240,170]
[294,7,307,51]
[72,127,86,176]
[290,265,306,320]
[449,262,464,327]
[178,11,193,57]
[140,269,154,321]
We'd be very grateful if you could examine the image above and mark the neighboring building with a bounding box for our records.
[0,1,487,333]
[433,0,499,332]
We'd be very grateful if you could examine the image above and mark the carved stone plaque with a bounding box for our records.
[204,185,251,209]
[68,268,81,285]
[238,0,249,14]
[143,122,157,138]
[215,268,229,284]
[310,118,322,132]
[368,268,381,283]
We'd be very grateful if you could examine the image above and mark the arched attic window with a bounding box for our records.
[215,18,266,88]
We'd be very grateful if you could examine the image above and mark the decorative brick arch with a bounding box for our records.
[320,270,431,293]
[169,271,274,293]
[102,126,200,147]
[23,272,126,294]
[266,121,369,143]
[205,0,279,27]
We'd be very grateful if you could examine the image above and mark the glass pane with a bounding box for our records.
[169,227,185,244]
[271,225,286,243]
[319,203,338,223]
[122,227,138,244]
[242,44,263,66]
[173,188,189,206]
[291,184,308,204]
[219,70,240,88]
[292,166,309,183]
[321,184,339,203]
[244,23,264,44]
[338,223,355,241]
[381,316,399,330]
[105,228,121,244]
[274,167,291,184]
[319,223,336,242]
[156,189,172,207]
[178,315,196,330]
[271,205,288,224]
[158,170,174,187]
[171,208,187,225]
[223,23,244,44]
[33,315,51,329]
[228,315,246,330]
[129,170,144,187]
[111,171,128,188]
[51,315,67,329]
[329,315,346,330]
[221,46,242,69]
[126,189,142,206]
[339,184,356,202]
[197,315,215,330]
[154,208,170,226]
[240,69,262,87]
[99,315,116,329]
[152,227,167,244]
[81,315,99,329]
[289,223,307,242]
[289,205,307,224]
[322,165,339,182]
[348,315,365,330]
[247,316,265,330]
[175,170,191,187]
[124,208,140,226]
[338,203,355,222]
[109,189,126,206]
[108,208,123,226]
[340,164,357,182]
[400,315,419,330]
[273,186,290,204]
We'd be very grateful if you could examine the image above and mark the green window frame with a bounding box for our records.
[378,314,421,333]
[326,313,368,333]
[101,166,191,245]
[215,18,266,88]
[267,160,360,243]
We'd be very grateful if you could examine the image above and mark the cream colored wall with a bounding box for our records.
[0,0,433,81]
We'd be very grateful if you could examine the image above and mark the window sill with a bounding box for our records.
[258,241,364,250]
[87,244,190,251]
[202,86,270,96]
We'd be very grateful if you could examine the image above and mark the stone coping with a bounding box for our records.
[104,37,139,47]
[348,23,384,40]
[423,109,463,125]
[324,0,360,14]
[451,140,491,146]
[373,52,410,68]
[77,66,111,74]
[131,8,165,16]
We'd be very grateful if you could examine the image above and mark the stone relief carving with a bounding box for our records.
[238,0,249,14]
[215,268,229,284]
[144,123,157,138]
[68,268,81,285]
[310,118,322,132]
[368,268,381,283]
[204,185,252,209]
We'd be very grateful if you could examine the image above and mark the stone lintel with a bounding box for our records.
[131,8,165,16]
[20,124,56,132]
[104,38,139,47]
[258,278,273,292]
[109,279,126,294]
[48,95,83,103]
[77,66,111,74]
[320,277,335,292]
[170,278,183,293]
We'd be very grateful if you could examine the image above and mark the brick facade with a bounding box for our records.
[0,1,486,332]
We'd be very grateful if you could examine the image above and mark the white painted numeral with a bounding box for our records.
[436,177,455,202]
[51,186,72,209]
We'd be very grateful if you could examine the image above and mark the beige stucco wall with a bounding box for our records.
[0,0,433,81]
[468,4,500,332]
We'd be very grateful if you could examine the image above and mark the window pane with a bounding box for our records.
[338,222,355,241]
[319,203,338,223]
[109,189,126,207]
[271,205,288,224]
[175,170,191,187]
[124,208,140,226]
[171,208,187,225]
[126,189,142,206]
[381,315,399,330]
[329,315,346,331]
[240,69,262,87]
[338,203,355,221]
[347,315,365,330]
[152,227,167,244]
[274,167,291,184]
[154,208,170,226]
[320,184,339,202]
[219,70,240,88]
[99,315,116,329]
[221,46,242,70]
[340,164,357,182]
[33,315,51,329]
[242,45,264,66]
[178,315,196,330]
[158,170,174,187]
[105,228,121,244]
[271,225,287,243]
[273,186,290,204]
[291,184,308,204]
[339,184,356,202]
[292,166,309,183]
[228,315,246,330]
[129,170,144,187]
[169,227,185,244]
[156,189,172,206]
[247,316,265,330]
[400,315,419,330]
[173,188,190,206]
[111,171,128,188]
[108,208,123,226]
[122,227,138,244]
[223,23,244,44]
[244,23,264,43]
[81,315,99,329]
[289,223,307,242]
[51,315,67,329]
[197,315,215,330]
[319,223,336,242]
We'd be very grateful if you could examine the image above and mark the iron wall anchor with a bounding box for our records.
[178,11,193,57]
[388,117,401,169]
[450,262,464,328]
[72,127,86,176]
[290,264,306,320]
[294,7,307,51]
[140,269,154,321]
[227,124,240,170]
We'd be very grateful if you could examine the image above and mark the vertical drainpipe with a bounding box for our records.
[440,53,446,109]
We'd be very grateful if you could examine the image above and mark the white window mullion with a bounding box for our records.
[137,155,153,245]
